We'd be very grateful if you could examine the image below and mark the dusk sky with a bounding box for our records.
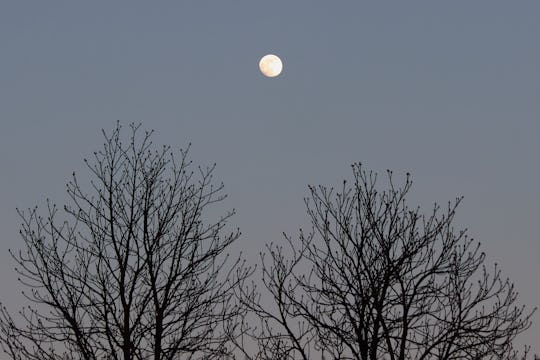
[1,2,539,353]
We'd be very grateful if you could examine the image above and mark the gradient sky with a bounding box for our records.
[1,1,539,353]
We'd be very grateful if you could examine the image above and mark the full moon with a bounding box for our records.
[259,54,283,77]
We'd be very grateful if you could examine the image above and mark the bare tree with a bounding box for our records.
[237,164,535,360]
[0,123,251,360]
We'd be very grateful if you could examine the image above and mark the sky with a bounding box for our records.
[1,1,539,354]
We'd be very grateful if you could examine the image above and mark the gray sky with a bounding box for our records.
[1,1,539,353]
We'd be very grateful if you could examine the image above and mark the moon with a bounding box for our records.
[259,54,283,77]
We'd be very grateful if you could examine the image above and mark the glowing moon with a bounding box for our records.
[259,54,283,77]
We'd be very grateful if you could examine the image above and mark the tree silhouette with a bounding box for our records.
[0,123,251,360]
[237,165,535,360]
